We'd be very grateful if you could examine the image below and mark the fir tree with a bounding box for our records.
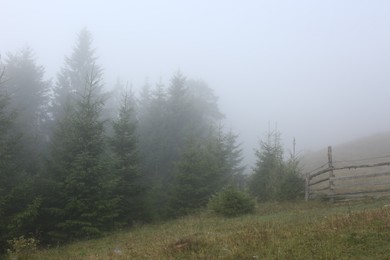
[279,143,305,200]
[139,81,168,178]
[137,79,152,120]
[138,73,225,217]
[4,48,50,174]
[44,68,117,241]
[0,65,18,192]
[216,127,246,188]
[169,138,224,217]
[249,129,284,201]
[0,63,41,253]
[186,79,224,135]
[52,28,102,122]
[111,88,145,225]
[165,71,190,166]
[249,129,306,201]
[138,81,170,219]
[169,128,243,217]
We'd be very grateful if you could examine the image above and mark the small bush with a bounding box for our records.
[208,186,255,217]
[7,236,38,259]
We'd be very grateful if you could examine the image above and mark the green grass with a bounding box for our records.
[13,198,390,259]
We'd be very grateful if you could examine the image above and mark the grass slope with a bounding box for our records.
[17,199,390,259]
[303,130,390,173]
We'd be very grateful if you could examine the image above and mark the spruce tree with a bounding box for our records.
[213,126,246,188]
[186,79,224,135]
[249,130,305,201]
[4,48,50,174]
[139,80,168,180]
[169,137,224,217]
[168,128,243,217]
[249,130,285,201]
[0,64,41,253]
[45,68,117,241]
[111,88,144,225]
[52,28,102,122]
[223,129,246,188]
[136,73,225,218]
[279,145,305,200]
[138,81,170,218]
[137,79,151,120]
[0,66,18,195]
[165,71,190,166]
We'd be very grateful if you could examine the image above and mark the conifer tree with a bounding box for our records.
[249,130,305,201]
[224,131,245,176]
[169,137,224,217]
[249,130,285,201]
[279,142,305,200]
[0,66,18,194]
[164,73,224,180]
[186,79,224,135]
[137,79,151,120]
[0,63,41,253]
[139,80,168,180]
[215,127,246,188]
[111,88,145,225]
[165,71,189,165]
[169,127,244,217]
[138,81,170,218]
[138,73,226,217]
[4,48,50,174]
[250,130,306,201]
[45,68,117,241]
[52,28,102,122]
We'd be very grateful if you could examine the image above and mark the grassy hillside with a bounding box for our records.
[302,131,390,199]
[12,198,390,259]
[302,130,390,173]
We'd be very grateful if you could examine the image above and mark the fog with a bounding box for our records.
[2,0,390,167]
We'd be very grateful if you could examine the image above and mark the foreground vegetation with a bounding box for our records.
[13,199,390,259]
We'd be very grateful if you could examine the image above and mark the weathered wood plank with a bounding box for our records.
[306,156,390,201]
[309,162,390,180]
[310,185,330,192]
[334,180,390,189]
[333,162,390,171]
[309,176,330,186]
[309,168,332,179]
[328,146,335,202]
[305,174,309,201]
[329,188,390,198]
[333,171,390,181]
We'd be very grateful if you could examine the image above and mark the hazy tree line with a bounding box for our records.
[0,29,303,252]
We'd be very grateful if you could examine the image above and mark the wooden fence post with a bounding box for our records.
[305,172,310,201]
[328,146,335,202]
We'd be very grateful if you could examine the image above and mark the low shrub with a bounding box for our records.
[7,235,38,259]
[208,186,255,217]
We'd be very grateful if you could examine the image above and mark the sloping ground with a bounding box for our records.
[302,130,390,173]
[16,199,390,259]
[303,131,390,199]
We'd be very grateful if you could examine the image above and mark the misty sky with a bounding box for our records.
[1,0,390,167]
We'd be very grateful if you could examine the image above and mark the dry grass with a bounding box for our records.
[21,198,390,259]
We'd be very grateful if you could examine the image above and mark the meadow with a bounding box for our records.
[10,198,390,259]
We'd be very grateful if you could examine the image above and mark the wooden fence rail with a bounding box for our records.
[305,146,390,201]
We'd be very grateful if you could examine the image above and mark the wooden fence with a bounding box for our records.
[305,146,390,201]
